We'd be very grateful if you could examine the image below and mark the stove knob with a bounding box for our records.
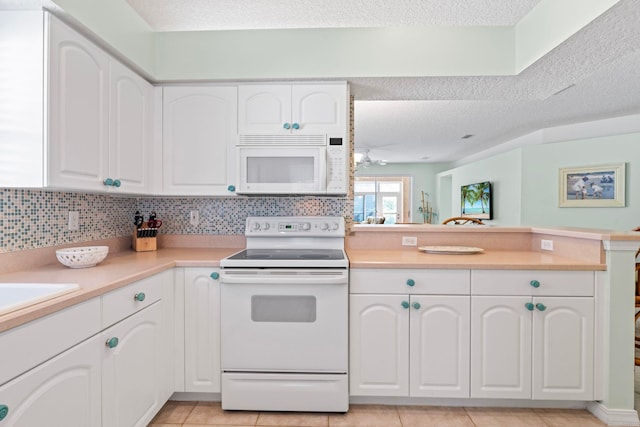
[262,222,270,230]
[301,223,311,231]
[320,223,329,230]
[331,222,340,230]
[250,222,260,231]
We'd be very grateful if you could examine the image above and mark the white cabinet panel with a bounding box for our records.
[108,60,153,193]
[48,14,109,191]
[291,84,347,135]
[0,334,102,427]
[532,297,594,400]
[102,302,163,427]
[350,294,409,396]
[184,268,221,392]
[471,296,532,399]
[410,295,470,398]
[238,85,291,134]
[163,86,238,195]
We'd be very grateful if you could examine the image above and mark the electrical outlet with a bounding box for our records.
[68,211,79,231]
[402,236,418,246]
[541,239,554,251]
[190,210,200,226]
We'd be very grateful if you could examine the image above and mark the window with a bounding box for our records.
[354,176,411,224]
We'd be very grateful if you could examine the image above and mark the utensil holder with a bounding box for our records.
[132,222,157,252]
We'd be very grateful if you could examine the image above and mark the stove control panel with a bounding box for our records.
[245,216,345,236]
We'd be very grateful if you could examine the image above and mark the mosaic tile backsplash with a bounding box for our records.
[0,189,353,253]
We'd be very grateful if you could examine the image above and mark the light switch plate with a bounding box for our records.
[541,239,554,251]
[68,211,79,231]
[190,210,200,226]
[402,236,418,246]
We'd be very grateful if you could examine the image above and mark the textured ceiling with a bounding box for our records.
[124,0,640,164]
[125,0,542,31]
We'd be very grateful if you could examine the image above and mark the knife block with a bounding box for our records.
[132,223,157,252]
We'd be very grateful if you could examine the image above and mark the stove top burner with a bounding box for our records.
[226,249,345,261]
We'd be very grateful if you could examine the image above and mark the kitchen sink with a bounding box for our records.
[0,283,80,316]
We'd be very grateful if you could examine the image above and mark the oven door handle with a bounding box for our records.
[220,273,347,285]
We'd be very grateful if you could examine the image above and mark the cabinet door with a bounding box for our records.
[410,295,470,397]
[102,303,162,427]
[184,268,221,392]
[471,296,532,399]
[163,86,238,195]
[291,84,347,135]
[350,294,409,396]
[238,85,291,134]
[532,297,594,400]
[0,334,101,427]
[48,15,109,191]
[108,59,153,194]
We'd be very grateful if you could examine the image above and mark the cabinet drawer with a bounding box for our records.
[0,298,101,386]
[102,275,162,328]
[350,269,470,295]
[471,270,594,296]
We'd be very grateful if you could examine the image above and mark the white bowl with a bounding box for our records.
[56,246,109,268]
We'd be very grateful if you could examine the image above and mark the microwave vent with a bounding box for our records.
[239,134,326,145]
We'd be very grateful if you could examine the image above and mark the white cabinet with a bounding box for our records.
[0,334,102,427]
[163,86,238,195]
[0,11,153,193]
[48,15,154,194]
[470,270,595,400]
[238,83,348,135]
[349,269,471,398]
[184,268,221,392]
[48,14,109,191]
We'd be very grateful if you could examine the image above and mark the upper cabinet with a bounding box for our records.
[162,86,238,196]
[48,15,154,193]
[0,11,154,194]
[238,83,348,135]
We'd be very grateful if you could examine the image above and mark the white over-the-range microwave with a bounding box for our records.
[236,134,348,195]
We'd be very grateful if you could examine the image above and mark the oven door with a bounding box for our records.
[236,146,327,194]
[220,269,348,372]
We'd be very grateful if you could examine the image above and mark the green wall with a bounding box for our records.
[438,132,639,231]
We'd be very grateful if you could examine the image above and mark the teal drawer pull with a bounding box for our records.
[227,185,236,192]
[103,178,114,186]
[210,272,220,280]
[105,337,119,349]
[412,302,421,310]
[536,303,547,311]
[401,301,410,309]
[530,280,540,288]
[292,122,300,130]
[0,404,8,421]
[406,279,415,287]
[134,292,145,302]
[283,122,291,130]
[525,302,534,311]
[112,179,121,188]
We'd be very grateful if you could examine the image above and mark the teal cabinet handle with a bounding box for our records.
[103,178,114,186]
[105,337,119,349]
[227,185,236,192]
[401,301,410,309]
[530,280,540,288]
[412,302,421,310]
[536,303,547,311]
[283,122,291,129]
[292,122,300,130]
[0,404,8,421]
[525,302,535,311]
[406,279,415,287]
[112,179,121,188]
[134,292,145,302]
[210,272,220,280]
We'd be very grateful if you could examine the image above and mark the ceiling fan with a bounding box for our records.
[355,149,387,170]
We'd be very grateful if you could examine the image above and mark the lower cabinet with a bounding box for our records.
[350,294,470,398]
[470,295,594,400]
[184,268,221,392]
[0,334,102,427]
[102,302,163,427]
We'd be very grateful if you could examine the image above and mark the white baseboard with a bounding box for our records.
[588,401,640,426]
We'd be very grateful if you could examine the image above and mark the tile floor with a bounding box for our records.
[148,401,609,427]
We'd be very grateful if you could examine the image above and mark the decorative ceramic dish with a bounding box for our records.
[418,246,484,255]
[56,246,109,268]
